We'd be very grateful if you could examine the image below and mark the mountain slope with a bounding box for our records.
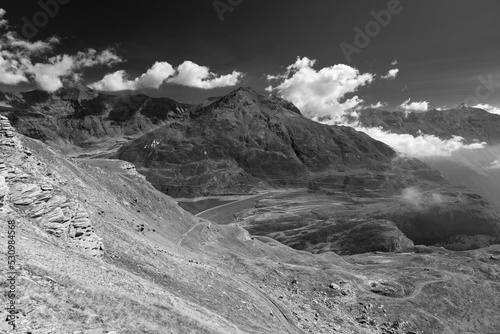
[355,107,500,213]
[2,110,500,333]
[111,88,500,253]
[0,85,190,156]
[355,106,500,144]
[115,87,395,197]
[4,87,499,255]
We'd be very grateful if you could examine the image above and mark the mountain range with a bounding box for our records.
[1,86,500,333]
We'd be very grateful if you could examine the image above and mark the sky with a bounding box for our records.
[1,0,500,115]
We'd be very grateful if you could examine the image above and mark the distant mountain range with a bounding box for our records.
[354,105,500,144]
[0,85,189,155]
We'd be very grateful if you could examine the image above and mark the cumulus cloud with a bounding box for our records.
[90,60,243,91]
[168,61,242,89]
[474,103,500,115]
[0,9,122,91]
[400,98,429,112]
[368,101,388,109]
[353,126,486,157]
[266,56,374,121]
[381,68,399,80]
[5,32,60,53]
[27,50,123,92]
[0,8,7,28]
[391,60,398,66]
[89,62,175,91]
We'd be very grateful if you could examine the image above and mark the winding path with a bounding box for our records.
[176,211,302,333]
[177,192,454,331]
[231,276,303,334]
[175,221,211,249]
[362,267,453,301]
[399,274,452,301]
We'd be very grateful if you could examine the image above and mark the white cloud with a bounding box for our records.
[76,48,122,68]
[353,126,486,157]
[266,56,374,121]
[391,60,398,66]
[0,9,122,92]
[0,8,7,28]
[89,62,175,91]
[90,60,243,91]
[5,32,59,53]
[400,98,429,112]
[483,159,500,170]
[87,70,134,91]
[381,68,399,80]
[473,103,500,115]
[26,50,122,92]
[168,61,242,89]
[368,101,388,109]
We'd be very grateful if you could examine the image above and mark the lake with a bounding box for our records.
[177,198,237,215]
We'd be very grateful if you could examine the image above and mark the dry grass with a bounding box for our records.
[8,264,212,334]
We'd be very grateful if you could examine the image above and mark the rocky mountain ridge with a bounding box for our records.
[0,85,190,156]
[354,107,500,144]
[115,87,396,197]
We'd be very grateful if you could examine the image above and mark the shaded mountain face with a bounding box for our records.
[0,85,190,155]
[115,87,395,197]
[355,107,500,144]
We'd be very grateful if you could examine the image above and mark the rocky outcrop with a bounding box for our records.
[119,161,146,179]
[0,115,103,256]
[330,219,415,255]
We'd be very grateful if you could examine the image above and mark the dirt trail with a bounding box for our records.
[175,222,205,249]
[231,276,303,334]
[360,266,453,301]
[400,275,451,300]
[175,219,302,333]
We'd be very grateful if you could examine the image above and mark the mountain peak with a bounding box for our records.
[234,86,257,93]
[55,84,99,100]
[457,103,471,110]
[227,86,259,100]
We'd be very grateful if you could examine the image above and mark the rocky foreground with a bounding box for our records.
[1,102,500,333]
